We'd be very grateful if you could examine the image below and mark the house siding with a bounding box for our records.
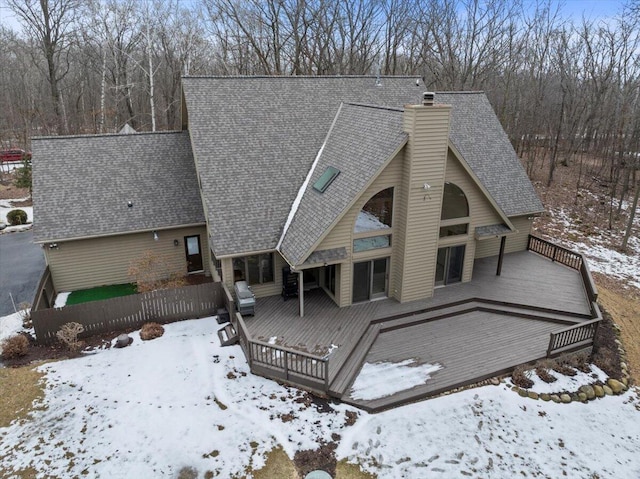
[45,225,210,291]
[440,150,504,282]
[475,216,535,258]
[316,151,403,307]
[397,104,452,302]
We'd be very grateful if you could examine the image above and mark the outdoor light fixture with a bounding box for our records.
[127,200,133,208]
[48,243,58,249]
[153,231,159,241]
[173,239,179,246]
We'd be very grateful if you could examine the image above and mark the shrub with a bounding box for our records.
[128,251,187,293]
[567,352,591,373]
[1,334,29,359]
[534,360,558,383]
[18,302,32,328]
[552,356,577,376]
[6,209,28,226]
[140,322,164,341]
[512,364,534,389]
[56,322,85,353]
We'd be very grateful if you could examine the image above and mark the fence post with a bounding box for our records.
[284,351,289,380]
[546,333,556,357]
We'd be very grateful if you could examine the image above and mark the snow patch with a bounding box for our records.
[54,292,71,308]
[350,359,442,401]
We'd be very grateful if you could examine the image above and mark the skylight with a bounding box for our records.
[313,166,340,193]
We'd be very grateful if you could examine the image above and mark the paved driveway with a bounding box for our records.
[0,230,45,316]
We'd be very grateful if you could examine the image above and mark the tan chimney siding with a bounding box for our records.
[395,104,452,302]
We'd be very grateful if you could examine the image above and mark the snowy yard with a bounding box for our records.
[1,317,639,478]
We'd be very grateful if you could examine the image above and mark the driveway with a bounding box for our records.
[0,230,45,316]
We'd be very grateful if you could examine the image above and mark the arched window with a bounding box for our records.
[440,183,469,237]
[355,187,394,232]
[441,182,469,220]
[353,187,393,252]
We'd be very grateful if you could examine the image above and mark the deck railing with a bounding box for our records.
[547,317,601,357]
[529,234,603,356]
[527,235,583,270]
[233,312,329,391]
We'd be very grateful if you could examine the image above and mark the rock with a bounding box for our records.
[578,392,588,402]
[603,385,614,396]
[550,395,561,403]
[540,393,551,402]
[579,385,596,400]
[593,385,605,398]
[517,388,528,398]
[528,391,539,400]
[621,377,628,387]
[560,394,572,404]
[607,379,626,394]
[571,393,580,402]
[115,334,132,348]
[620,362,628,371]
[490,378,500,386]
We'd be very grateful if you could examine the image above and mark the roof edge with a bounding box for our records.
[32,130,186,141]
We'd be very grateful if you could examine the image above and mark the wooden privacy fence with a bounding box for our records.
[32,282,223,344]
[233,312,330,392]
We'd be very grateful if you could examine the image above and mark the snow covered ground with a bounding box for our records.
[1,318,638,478]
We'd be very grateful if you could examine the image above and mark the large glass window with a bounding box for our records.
[233,253,274,285]
[353,235,391,252]
[441,183,469,220]
[355,187,394,233]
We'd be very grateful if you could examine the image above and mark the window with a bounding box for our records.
[313,166,340,193]
[440,183,469,238]
[353,235,391,252]
[233,253,274,285]
[355,187,393,232]
[441,183,468,220]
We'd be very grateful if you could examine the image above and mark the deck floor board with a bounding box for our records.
[241,251,594,408]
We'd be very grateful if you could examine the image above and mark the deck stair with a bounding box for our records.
[217,323,239,346]
[328,323,381,397]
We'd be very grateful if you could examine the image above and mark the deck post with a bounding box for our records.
[496,236,506,276]
[298,271,304,317]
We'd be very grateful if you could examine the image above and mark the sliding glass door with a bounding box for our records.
[353,258,388,302]
[435,245,465,286]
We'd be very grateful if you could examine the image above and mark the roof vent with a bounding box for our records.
[422,91,435,106]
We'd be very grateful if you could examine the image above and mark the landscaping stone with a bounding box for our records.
[490,378,500,386]
[517,388,528,398]
[621,377,628,387]
[607,379,625,394]
[527,391,539,400]
[550,395,561,403]
[560,394,572,404]
[579,385,596,400]
[593,385,605,398]
[540,393,550,402]
[115,334,132,348]
[603,385,613,396]
[577,392,588,402]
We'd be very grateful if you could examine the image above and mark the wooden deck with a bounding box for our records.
[242,250,594,410]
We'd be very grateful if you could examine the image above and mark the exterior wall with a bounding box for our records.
[439,150,504,282]
[45,225,210,291]
[475,216,535,258]
[317,151,403,307]
[395,104,452,302]
[220,252,288,299]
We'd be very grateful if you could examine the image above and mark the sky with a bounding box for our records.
[0,0,630,34]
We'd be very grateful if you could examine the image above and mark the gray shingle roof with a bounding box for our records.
[32,131,204,242]
[302,247,349,267]
[182,77,542,258]
[279,103,406,266]
[475,223,512,238]
[437,92,543,217]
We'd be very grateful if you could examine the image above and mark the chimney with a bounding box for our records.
[422,91,435,106]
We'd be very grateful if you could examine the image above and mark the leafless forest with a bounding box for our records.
[1,0,639,240]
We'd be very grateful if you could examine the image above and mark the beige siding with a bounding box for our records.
[221,252,287,299]
[475,216,534,258]
[397,105,452,302]
[316,151,403,307]
[440,150,505,282]
[46,226,210,291]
